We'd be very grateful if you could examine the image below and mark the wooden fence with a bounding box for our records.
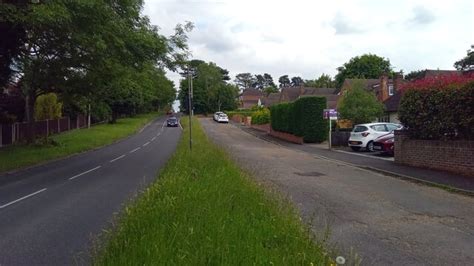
[0,115,87,147]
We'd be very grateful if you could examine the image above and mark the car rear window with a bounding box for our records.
[353,126,368,132]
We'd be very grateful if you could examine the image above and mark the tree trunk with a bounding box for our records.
[25,92,36,143]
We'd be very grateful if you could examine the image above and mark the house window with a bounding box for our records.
[388,84,394,96]
[378,115,390,122]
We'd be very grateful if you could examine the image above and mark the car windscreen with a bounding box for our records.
[219,114,227,117]
[168,118,177,122]
[353,126,368,132]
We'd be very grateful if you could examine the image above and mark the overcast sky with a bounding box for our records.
[143,0,473,90]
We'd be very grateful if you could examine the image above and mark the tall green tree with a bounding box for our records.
[338,81,384,125]
[290,76,304,87]
[454,45,474,71]
[335,54,392,88]
[278,75,290,88]
[234,73,255,90]
[0,0,191,139]
[305,73,335,88]
[179,61,238,114]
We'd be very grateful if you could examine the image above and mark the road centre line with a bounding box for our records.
[151,136,156,141]
[0,188,47,209]
[130,147,141,153]
[69,166,102,180]
[143,142,150,147]
[110,154,126,163]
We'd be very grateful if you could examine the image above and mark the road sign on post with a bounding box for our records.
[323,109,338,150]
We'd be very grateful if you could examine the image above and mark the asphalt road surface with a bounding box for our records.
[0,116,181,265]
[201,118,474,266]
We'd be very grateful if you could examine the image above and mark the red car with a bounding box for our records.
[373,132,395,155]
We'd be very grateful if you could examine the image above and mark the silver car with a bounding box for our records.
[348,123,401,151]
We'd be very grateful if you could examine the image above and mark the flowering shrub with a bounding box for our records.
[399,74,474,140]
[251,108,270,125]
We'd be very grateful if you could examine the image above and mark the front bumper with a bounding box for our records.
[373,142,394,154]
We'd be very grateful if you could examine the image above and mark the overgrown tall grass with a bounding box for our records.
[0,113,159,173]
[94,118,331,265]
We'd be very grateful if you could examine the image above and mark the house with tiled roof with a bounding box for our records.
[261,92,281,107]
[238,88,264,109]
[262,86,339,109]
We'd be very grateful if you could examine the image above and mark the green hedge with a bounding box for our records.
[270,97,327,143]
[399,81,474,140]
[251,108,270,125]
[226,111,254,119]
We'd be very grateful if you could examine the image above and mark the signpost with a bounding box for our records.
[323,109,338,150]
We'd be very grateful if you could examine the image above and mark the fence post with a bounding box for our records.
[0,124,2,147]
[57,118,60,133]
[68,117,70,130]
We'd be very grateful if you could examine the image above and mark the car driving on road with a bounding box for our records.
[167,117,179,127]
[214,112,229,123]
[348,123,401,151]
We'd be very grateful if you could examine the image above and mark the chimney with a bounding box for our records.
[394,72,403,92]
[379,73,388,102]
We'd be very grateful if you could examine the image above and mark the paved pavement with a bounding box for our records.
[241,126,474,193]
[0,116,181,265]
[201,118,474,265]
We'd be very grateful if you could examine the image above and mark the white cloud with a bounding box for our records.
[143,0,474,88]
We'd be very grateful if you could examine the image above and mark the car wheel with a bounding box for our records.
[366,141,374,152]
[351,147,361,152]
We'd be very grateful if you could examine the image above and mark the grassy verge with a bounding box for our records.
[0,113,159,173]
[94,117,331,265]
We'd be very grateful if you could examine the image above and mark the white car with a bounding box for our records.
[216,113,229,123]
[213,112,224,121]
[348,123,401,151]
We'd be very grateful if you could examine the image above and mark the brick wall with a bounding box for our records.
[395,131,474,177]
[269,128,303,144]
[251,123,270,133]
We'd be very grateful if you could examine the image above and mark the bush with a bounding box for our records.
[399,75,474,140]
[251,108,270,125]
[34,93,62,121]
[270,97,327,143]
[338,80,384,125]
[293,97,327,142]
[270,103,291,133]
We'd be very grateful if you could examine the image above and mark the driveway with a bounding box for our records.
[200,118,474,265]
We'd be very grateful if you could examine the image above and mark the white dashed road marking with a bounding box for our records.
[0,188,47,209]
[130,147,141,153]
[69,166,102,180]
[110,155,126,163]
[143,142,150,147]
[151,137,156,141]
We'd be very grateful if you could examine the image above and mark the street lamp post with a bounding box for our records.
[188,72,193,151]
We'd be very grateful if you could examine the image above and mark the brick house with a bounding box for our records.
[238,88,264,109]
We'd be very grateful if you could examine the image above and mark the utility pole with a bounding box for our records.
[188,71,193,151]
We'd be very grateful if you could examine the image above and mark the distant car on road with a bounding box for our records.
[348,123,401,151]
[215,113,229,123]
[213,112,224,121]
[167,117,179,127]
